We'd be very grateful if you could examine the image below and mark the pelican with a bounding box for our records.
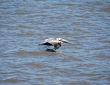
[39,38,72,51]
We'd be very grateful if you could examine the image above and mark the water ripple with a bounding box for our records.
[0,0,110,85]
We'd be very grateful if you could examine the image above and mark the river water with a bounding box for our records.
[0,0,110,85]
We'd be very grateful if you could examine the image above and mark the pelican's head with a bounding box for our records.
[56,38,72,44]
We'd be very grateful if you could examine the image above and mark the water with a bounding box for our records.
[0,0,110,85]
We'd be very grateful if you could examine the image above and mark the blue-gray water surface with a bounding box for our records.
[0,0,110,85]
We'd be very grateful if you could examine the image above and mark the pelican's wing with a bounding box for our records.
[39,38,56,46]
[45,38,56,42]
[39,41,52,45]
[47,40,61,46]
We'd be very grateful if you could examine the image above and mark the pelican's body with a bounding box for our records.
[39,38,72,50]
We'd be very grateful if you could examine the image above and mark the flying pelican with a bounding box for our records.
[39,38,72,51]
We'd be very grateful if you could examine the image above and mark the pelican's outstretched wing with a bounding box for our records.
[39,38,56,46]
[45,38,62,49]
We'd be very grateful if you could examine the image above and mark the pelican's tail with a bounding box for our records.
[38,42,45,45]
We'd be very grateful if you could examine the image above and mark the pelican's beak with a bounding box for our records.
[61,39,72,44]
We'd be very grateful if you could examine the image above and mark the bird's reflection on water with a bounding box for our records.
[46,49,56,52]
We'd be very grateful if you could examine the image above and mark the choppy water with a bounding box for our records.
[0,0,110,85]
